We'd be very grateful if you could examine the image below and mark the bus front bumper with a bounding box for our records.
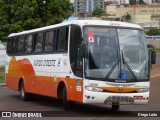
[83,92,149,105]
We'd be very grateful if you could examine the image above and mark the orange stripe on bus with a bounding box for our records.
[99,87,141,93]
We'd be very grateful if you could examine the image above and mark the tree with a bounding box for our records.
[92,7,104,17]
[122,13,131,22]
[139,0,146,4]
[129,0,136,5]
[129,0,145,5]
[146,28,160,35]
[0,0,72,40]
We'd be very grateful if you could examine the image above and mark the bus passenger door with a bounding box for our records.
[69,25,83,103]
[70,50,83,103]
[75,47,83,103]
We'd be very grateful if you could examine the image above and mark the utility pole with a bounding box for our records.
[43,0,46,26]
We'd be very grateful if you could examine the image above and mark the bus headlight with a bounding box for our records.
[137,88,149,93]
[85,86,103,92]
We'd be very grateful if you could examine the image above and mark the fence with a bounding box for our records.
[0,50,6,66]
[146,36,160,48]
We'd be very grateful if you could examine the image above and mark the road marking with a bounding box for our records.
[151,74,160,78]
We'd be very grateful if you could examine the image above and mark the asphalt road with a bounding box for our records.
[0,76,160,120]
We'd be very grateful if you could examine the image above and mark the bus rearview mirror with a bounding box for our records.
[147,44,156,65]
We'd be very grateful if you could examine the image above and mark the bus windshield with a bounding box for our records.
[83,26,149,81]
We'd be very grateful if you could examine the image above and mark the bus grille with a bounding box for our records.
[104,96,134,104]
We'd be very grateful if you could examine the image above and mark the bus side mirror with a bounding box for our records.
[148,44,156,64]
[151,50,156,64]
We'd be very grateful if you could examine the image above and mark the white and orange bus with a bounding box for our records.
[6,20,151,110]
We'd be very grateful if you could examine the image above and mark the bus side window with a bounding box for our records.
[70,25,82,77]
[12,37,17,55]
[17,36,25,54]
[25,35,33,53]
[34,32,44,53]
[44,31,54,52]
[7,38,13,55]
[56,27,69,52]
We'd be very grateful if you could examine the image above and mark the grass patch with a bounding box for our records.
[0,66,5,71]
[0,75,5,83]
[1,42,7,46]
[155,48,160,52]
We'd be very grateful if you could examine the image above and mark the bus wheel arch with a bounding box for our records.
[57,81,73,109]
[18,78,24,91]
[18,78,30,101]
[57,81,65,99]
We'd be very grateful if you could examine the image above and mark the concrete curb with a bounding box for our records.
[0,83,6,86]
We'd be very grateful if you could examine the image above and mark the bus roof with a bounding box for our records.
[8,20,143,37]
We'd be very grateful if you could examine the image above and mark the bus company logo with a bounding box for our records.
[2,112,11,117]
[110,22,120,26]
[1,112,42,118]
[118,86,123,93]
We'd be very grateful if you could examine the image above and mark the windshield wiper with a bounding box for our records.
[105,50,138,82]
[121,51,138,81]
[105,58,120,79]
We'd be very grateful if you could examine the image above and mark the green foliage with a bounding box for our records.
[129,0,145,5]
[0,0,72,40]
[0,66,5,71]
[122,13,131,22]
[146,28,160,35]
[0,42,7,46]
[92,7,104,17]
[129,0,136,5]
[139,0,145,4]
[155,48,160,53]
[0,75,5,83]
[0,66,4,83]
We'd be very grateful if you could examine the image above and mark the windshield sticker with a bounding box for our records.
[121,72,127,79]
[88,32,94,43]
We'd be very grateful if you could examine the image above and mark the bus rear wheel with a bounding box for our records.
[63,86,73,110]
[20,81,30,101]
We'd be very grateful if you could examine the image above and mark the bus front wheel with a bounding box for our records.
[20,81,30,101]
[63,86,73,110]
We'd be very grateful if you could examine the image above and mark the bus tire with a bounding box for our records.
[63,86,73,110]
[112,104,119,111]
[20,81,30,101]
